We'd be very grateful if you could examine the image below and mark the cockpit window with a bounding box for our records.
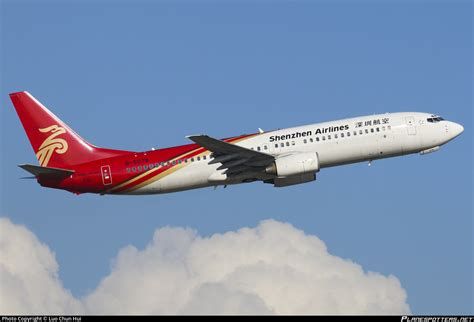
[427,116,444,123]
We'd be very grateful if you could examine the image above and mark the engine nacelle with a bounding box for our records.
[272,173,316,187]
[265,152,320,177]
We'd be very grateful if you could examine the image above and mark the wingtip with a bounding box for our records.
[186,134,207,139]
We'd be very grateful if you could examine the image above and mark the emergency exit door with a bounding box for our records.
[405,117,417,135]
[101,165,113,185]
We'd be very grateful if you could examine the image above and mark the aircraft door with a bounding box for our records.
[101,165,113,185]
[406,117,417,135]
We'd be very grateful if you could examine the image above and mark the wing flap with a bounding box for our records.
[208,153,240,165]
[216,158,250,170]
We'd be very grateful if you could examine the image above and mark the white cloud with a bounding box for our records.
[0,217,410,315]
[0,218,83,315]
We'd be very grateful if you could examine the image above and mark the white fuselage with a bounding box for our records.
[129,112,463,194]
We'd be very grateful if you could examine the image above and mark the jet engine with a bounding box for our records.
[265,152,320,177]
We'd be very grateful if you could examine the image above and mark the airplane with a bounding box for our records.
[9,91,464,195]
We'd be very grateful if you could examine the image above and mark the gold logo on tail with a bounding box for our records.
[36,125,68,167]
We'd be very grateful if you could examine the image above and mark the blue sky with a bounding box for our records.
[1,0,472,314]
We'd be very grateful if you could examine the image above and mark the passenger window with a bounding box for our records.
[286,142,290,147]
[257,146,261,151]
[315,137,319,142]
[382,126,385,131]
[353,131,357,136]
[143,165,148,170]
[281,143,284,147]
[365,129,369,134]
[335,134,338,139]
[359,130,363,135]
[322,136,326,141]
[291,141,295,146]
[347,132,350,137]
[310,138,314,143]
[138,166,142,171]
[197,156,201,161]
[126,168,130,173]
[376,127,380,132]
[203,155,207,160]
[191,158,194,162]
[303,139,307,144]
[178,159,182,164]
[370,128,374,133]
[275,144,278,148]
[149,164,154,169]
[185,159,188,163]
[132,167,136,172]
[341,133,344,138]
[328,135,331,140]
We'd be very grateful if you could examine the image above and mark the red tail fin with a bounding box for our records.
[10,91,132,168]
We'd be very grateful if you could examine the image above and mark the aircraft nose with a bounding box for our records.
[449,122,464,138]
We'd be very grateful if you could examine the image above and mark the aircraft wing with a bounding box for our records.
[187,135,274,175]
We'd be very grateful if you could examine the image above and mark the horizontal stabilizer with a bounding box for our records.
[18,164,74,179]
